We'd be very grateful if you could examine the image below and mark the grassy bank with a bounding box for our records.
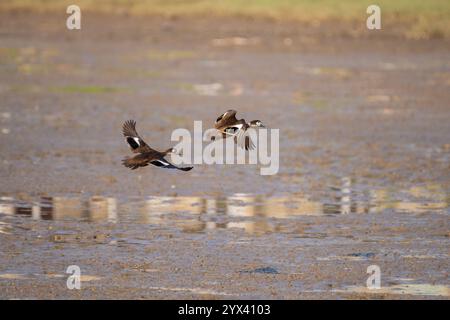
[1,0,449,39]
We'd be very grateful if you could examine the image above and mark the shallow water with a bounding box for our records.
[1,182,448,235]
[1,193,448,299]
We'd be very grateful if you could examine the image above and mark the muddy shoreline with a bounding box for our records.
[0,12,449,299]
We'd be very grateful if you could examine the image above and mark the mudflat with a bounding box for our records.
[0,12,449,299]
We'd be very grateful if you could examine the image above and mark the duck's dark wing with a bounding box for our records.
[122,153,153,170]
[122,120,153,154]
[214,110,239,129]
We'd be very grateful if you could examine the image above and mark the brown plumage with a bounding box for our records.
[213,110,265,150]
[121,120,193,171]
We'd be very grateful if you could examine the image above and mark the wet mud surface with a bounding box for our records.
[0,12,449,299]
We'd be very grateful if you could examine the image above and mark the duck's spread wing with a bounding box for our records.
[214,110,238,129]
[122,120,153,153]
[122,153,152,170]
[235,126,256,151]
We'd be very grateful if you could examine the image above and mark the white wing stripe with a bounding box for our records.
[155,160,170,166]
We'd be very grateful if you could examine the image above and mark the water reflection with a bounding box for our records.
[0,181,448,234]
[0,196,117,223]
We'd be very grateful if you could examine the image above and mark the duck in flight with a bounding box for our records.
[213,109,265,150]
[121,120,193,171]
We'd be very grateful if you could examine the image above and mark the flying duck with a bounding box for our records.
[121,120,193,171]
[213,109,265,150]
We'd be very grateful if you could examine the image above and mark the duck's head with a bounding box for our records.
[249,120,265,128]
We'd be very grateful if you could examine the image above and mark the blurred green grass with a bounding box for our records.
[1,0,449,38]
